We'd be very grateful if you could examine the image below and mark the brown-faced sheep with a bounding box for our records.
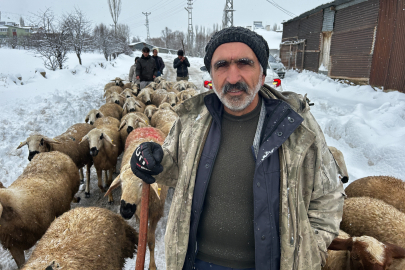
[81,117,122,203]
[328,146,349,183]
[345,176,405,213]
[176,88,198,104]
[325,231,405,270]
[122,97,146,116]
[106,91,125,107]
[85,103,122,125]
[137,87,154,105]
[144,104,158,120]
[151,89,177,107]
[341,197,405,258]
[0,152,80,268]
[119,112,149,145]
[106,127,168,270]
[17,123,94,184]
[21,207,138,270]
[151,108,178,136]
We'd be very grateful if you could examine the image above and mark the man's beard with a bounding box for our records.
[213,75,263,112]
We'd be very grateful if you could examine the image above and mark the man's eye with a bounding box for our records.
[215,61,228,69]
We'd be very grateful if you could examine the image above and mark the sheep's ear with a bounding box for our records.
[102,133,116,146]
[0,202,3,219]
[44,137,62,145]
[17,140,28,149]
[0,182,4,188]
[385,242,405,259]
[79,135,88,144]
[118,120,127,131]
[85,114,89,123]
[151,183,161,199]
[105,175,122,196]
[328,237,353,251]
[162,95,168,103]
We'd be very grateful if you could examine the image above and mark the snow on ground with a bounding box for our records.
[0,47,405,269]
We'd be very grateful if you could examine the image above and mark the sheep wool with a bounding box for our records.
[21,207,138,270]
[345,176,405,213]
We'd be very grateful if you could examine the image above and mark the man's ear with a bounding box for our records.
[261,74,266,85]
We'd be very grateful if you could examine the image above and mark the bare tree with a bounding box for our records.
[93,23,114,61]
[108,0,122,35]
[63,8,92,65]
[31,8,70,70]
[131,36,141,43]
[272,23,277,31]
[19,16,25,27]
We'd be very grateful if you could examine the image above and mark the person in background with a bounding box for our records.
[129,56,140,85]
[173,49,190,81]
[136,47,157,89]
[152,48,165,77]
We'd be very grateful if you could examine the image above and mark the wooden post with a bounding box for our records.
[135,183,150,270]
[302,41,306,71]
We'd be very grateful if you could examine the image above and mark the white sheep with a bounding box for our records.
[151,89,177,107]
[0,151,80,268]
[85,103,122,125]
[21,207,138,270]
[345,176,405,213]
[121,88,136,99]
[144,104,159,120]
[119,112,150,145]
[122,96,146,116]
[176,88,198,104]
[136,87,154,105]
[80,117,122,203]
[151,107,178,136]
[103,85,124,98]
[17,123,94,184]
[106,127,168,270]
[104,77,125,91]
[106,91,125,107]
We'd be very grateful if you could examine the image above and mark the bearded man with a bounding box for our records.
[130,27,345,270]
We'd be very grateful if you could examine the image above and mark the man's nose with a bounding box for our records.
[226,64,242,85]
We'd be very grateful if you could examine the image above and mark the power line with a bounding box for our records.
[264,0,296,18]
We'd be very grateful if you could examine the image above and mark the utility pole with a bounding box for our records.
[142,12,151,41]
[222,0,235,29]
[184,0,194,53]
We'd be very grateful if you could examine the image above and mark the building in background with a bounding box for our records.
[0,22,33,39]
[280,0,405,93]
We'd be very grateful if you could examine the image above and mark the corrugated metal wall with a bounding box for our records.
[370,0,405,93]
[280,10,323,72]
[329,0,379,80]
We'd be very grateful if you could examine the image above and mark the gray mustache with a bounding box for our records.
[222,82,249,94]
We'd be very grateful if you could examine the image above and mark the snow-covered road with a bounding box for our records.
[0,48,404,269]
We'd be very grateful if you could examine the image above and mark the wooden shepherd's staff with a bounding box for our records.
[135,182,150,270]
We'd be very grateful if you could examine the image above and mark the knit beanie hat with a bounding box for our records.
[204,26,270,75]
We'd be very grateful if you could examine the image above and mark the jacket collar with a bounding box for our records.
[141,55,150,60]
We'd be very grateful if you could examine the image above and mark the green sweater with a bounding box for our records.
[196,100,261,268]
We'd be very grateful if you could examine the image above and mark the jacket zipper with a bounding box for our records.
[189,120,222,268]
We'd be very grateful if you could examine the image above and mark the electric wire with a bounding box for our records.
[264,0,296,17]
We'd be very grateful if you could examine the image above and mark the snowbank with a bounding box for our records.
[254,29,282,49]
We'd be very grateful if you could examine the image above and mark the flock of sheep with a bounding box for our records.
[1,73,405,270]
[0,76,198,269]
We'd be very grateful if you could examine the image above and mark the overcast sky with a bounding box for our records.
[1,0,329,39]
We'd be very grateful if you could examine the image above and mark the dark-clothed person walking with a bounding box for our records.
[136,47,157,89]
[173,49,190,81]
[152,48,165,77]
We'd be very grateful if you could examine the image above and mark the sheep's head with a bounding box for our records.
[131,85,139,96]
[329,235,405,270]
[80,129,115,157]
[122,89,134,99]
[329,146,349,183]
[162,92,177,107]
[159,102,176,112]
[144,105,158,120]
[108,92,124,106]
[17,135,61,161]
[147,82,158,90]
[123,97,142,113]
[85,109,104,125]
[158,81,173,90]
[111,77,124,87]
[138,88,152,105]
[105,163,160,220]
[174,81,187,91]
[119,114,149,135]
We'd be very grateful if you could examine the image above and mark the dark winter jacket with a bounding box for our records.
[173,57,190,77]
[136,55,157,82]
[153,56,165,73]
